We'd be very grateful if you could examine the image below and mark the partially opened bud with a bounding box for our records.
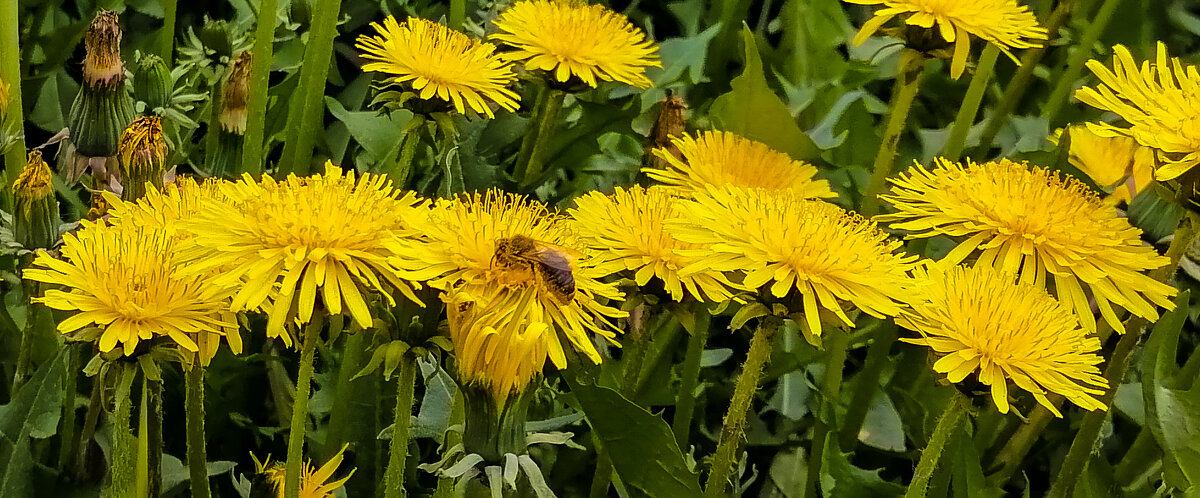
[118,115,169,200]
[67,10,135,158]
[13,150,60,250]
[134,54,173,111]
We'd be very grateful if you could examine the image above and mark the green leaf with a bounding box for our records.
[1142,290,1200,490]
[565,377,701,498]
[949,424,1002,498]
[412,358,458,443]
[709,26,820,161]
[819,433,905,498]
[325,96,411,168]
[0,351,65,498]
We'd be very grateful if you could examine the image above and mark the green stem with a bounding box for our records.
[323,331,365,457]
[148,376,163,498]
[973,1,1073,155]
[781,0,810,85]
[58,345,78,472]
[804,327,851,498]
[838,322,899,449]
[941,44,999,161]
[904,391,968,498]
[0,0,26,205]
[1046,212,1199,498]
[1113,429,1160,488]
[137,376,150,498]
[110,363,138,498]
[985,401,1059,486]
[672,306,711,448]
[860,49,925,216]
[241,0,279,175]
[703,318,779,498]
[448,0,466,30]
[384,356,418,498]
[284,320,323,498]
[185,366,211,498]
[158,0,177,60]
[75,375,103,481]
[1042,0,1124,128]
[278,0,343,176]
[514,87,565,190]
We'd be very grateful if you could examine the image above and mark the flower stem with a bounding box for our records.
[838,322,899,449]
[185,366,211,498]
[110,363,138,498]
[57,344,79,472]
[703,318,779,498]
[672,306,711,448]
[804,326,851,498]
[1045,211,1199,498]
[448,0,466,30]
[284,320,324,498]
[323,330,365,457]
[514,87,565,190]
[860,49,925,216]
[0,0,26,199]
[941,44,999,161]
[158,0,177,60]
[240,0,279,175]
[278,0,342,177]
[147,375,164,498]
[904,391,968,498]
[1041,0,1125,127]
[384,355,417,498]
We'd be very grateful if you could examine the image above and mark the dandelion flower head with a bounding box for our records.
[645,131,834,199]
[1050,124,1155,204]
[253,444,354,498]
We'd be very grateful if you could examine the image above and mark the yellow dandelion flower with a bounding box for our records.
[669,186,917,338]
[846,0,1048,78]
[182,162,425,346]
[900,264,1109,417]
[357,16,519,118]
[568,185,740,302]
[102,176,225,238]
[1076,42,1200,181]
[491,0,660,89]
[879,158,1176,334]
[386,190,625,375]
[1050,124,1155,204]
[253,444,355,498]
[644,131,835,199]
[23,220,241,363]
[446,282,551,400]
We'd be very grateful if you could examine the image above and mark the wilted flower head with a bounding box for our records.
[118,115,169,200]
[23,220,241,364]
[901,264,1108,417]
[491,0,660,89]
[12,150,60,250]
[846,0,1047,78]
[879,158,1176,333]
[14,150,54,204]
[670,186,917,339]
[182,163,425,346]
[1076,42,1200,181]
[253,444,354,498]
[643,93,688,169]
[645,131,834,199]
[358,17,519,117]
[569,185,739,303]
[219,52,253,134]
[1050,124,1155,204]
[84,10,124,87]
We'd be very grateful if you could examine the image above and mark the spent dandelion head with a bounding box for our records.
[645,131,835,199]
[1050,124,1155,204]
[118,115,169,199]
[12,150,61,251]
[900,264,1109,417]
[845,0,1048,78]
[1076,42,1200,181]
[253,444,354,498]
[669,186,917,339]
[84,10,124,87]
[568,185,740,303]
[23,220,241,363]
[357,16,520,118]
[219,51,253,134]
[878,157,1176,334]
[182,162,426,346]
[491,0,660,89]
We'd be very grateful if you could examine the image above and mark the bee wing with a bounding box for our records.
[536,248,574,272]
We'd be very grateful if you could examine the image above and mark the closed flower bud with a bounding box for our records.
[642,92,687,170]
[118,115,169,200]
[198,19,236,58]
[12,150,60,250]
[67,10,135,158]
[133,53,173,111]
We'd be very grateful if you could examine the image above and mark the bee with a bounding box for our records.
[493,234,576,303]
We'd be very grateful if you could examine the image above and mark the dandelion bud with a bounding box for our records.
[208,52,251,177]
[118,115,169,201]
[13,150,60,250]
[133,54,173,111]
[67,10,135,158]
[198,19,235,59]
[642,92,687,170]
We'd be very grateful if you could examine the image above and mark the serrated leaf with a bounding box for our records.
[1142,290,1200,490]
[0,351,65,497]
[819,433,905,498]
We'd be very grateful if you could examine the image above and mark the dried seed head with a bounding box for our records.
[13,150,60,250]
[643,93,687,168]
[219,52,253,134]
[84,11,124,88]
[118,115,169,200]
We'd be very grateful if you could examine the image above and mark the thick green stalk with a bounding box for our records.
[147,377,163,498]
[137,377,150,498]
[672,307,711,448]
[860,49,925,216]
[158,0,178,60]
[514,88,565,190]
[110,363,138,497]
[278,0,343,176]
[323,331,365,457]
[185,366,211,498]
[448,0,466,30]
[904,392,968,498]
[804,327,851,498]
[57,345,78,472]
[941,44,999,160]
[703,319,779,498]
[284,321,323,498]
[985,401,1060,486]
[838,323,899,449]
[384,356,418,498]
[1042,0,1125,127]
[0,0,26,195]
[240,0,279,175]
